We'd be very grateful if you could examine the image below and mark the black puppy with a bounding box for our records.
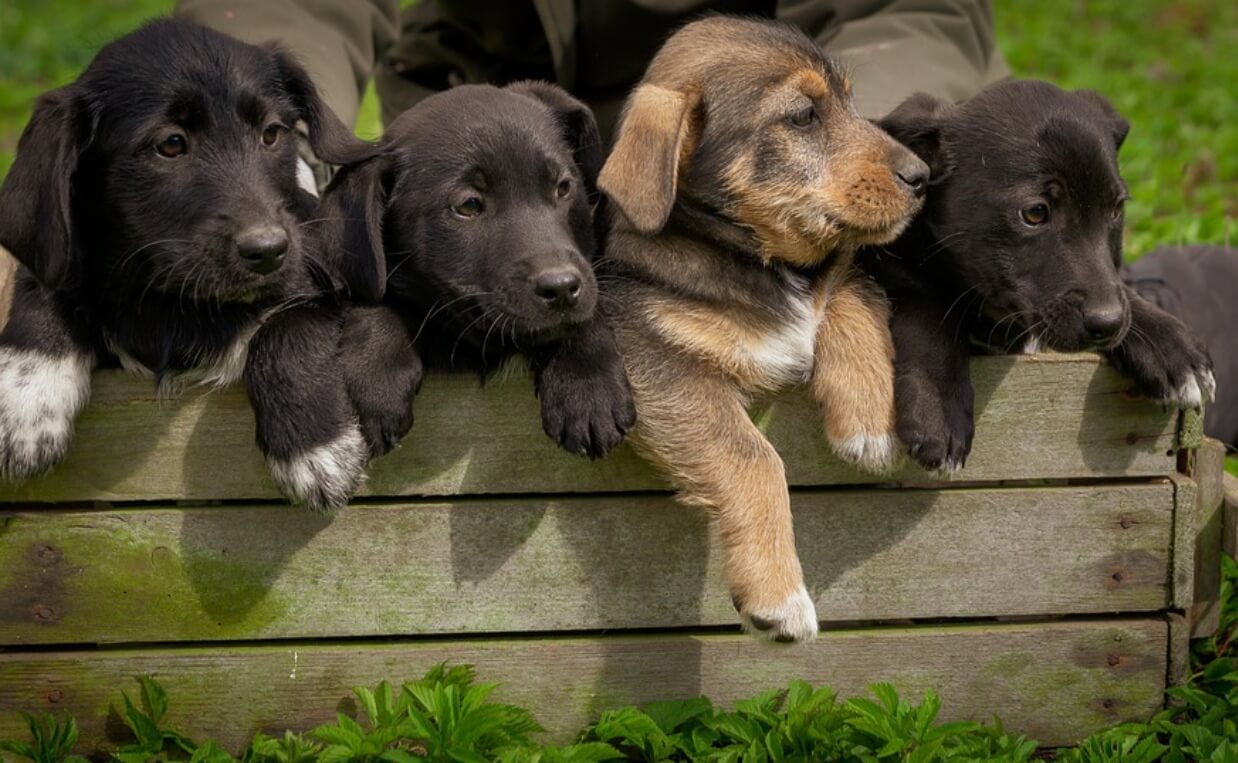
[0,20,383,505]
[1124,245,1237,447]
[320,81,635,459]
[861,81,1215,471]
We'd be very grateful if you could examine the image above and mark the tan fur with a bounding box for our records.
[812,267,899,469]
[597,84,699,235]
[621,349,805,621]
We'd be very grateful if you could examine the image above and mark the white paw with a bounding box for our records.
[267,426,368,512]
[741,586,819,644]
[0,349,93,482]
[1161,369,1216,410]
[833,432,898,473]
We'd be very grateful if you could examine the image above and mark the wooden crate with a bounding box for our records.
[0,354,1228,753]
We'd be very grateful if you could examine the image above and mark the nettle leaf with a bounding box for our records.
[311,716,365,750]
[119,690,163,749]
[316,744,355,763]
[190,739,237,763]
[136,675,169,724]
[640,697,713,734]
[0,740,36,761]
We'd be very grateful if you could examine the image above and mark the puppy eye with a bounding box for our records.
[556,178,572,199]
[1020,203,1050,227]
[1112,200,1126,219]
[262,123,287,147]
[155,134,188,159]
[452,197,485,218]
[788,105,817,129]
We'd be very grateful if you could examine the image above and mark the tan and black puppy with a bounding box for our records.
[598,17,928,643]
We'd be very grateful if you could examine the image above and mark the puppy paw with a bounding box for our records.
[1110,319,1215,410]
[537,357,636,459]
[898,406,974,474]
[830,431,899,473]
[734,586,819,644]
[267,425,368,512]
[0,349,93,482]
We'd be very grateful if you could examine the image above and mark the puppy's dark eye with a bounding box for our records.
[1020,203,1050,227]
[452,197,485,218]
[556,178,572,199]
[155,134,188,159]
[262,123,287,147]
[788,105,817,129]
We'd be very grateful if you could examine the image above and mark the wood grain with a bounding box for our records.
[1224,472,1238,559]
[1188,439,1227,637]
[0,484,1175,645]
[0,354,1179,505]
[0,619,1168,752]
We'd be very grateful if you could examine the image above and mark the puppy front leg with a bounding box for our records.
[531,314,636,459]
[633,367,815,642]
[812,269,899,473]
[1106,286,1215,408]
[0,268,95,481]
[245,304,367,511]
[339,304,424,459]
[889,292,975,472]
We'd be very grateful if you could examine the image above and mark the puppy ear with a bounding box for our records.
[0,86,91,290]
[271,49,375,165]
[507,81,604,204]
[878,92,954,184]
[317,156,389,302]
[1073,89,1130,150]
[598,84,700,235]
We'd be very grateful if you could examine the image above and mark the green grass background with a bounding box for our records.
[1,0,1234,470]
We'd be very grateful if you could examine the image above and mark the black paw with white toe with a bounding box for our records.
[267,426,369,513]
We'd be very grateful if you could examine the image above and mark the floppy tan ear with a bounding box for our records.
[599,84,698,235]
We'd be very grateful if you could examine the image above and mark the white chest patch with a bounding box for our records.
[751,288,818,387]
[106,318,265,395]
[0,348,95,481]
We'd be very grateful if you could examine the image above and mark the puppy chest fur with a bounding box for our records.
[643,268,822,393]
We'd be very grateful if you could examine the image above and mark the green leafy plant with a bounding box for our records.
[0,713,88,763]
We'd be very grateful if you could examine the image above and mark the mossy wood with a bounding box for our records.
[0,620,1167,750]
[0,355,1180,504]
[0,483,1188,645]
[0,354,1227,754]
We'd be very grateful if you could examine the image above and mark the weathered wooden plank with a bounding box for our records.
[1187,439,1227,637]
[0,619,1168,752]
[1224,472,1238,559]
[0,484,1174,645]
[0,354,1179,505]
[1170,476,1198,612]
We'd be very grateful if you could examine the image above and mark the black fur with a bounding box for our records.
[323,81,635,459]
[0,19,381,500]
[861,81,1214,471]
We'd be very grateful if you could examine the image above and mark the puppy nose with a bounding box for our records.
[236,225,288,275]
[533,269,583,310]
[1082,302,1125,345]
[894,159,929,199]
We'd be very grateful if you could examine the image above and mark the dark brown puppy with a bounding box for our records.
[598,17,928,643]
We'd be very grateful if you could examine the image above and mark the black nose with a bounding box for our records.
[236,225,288,275]
[895,160,929,199]
[533,269,583,310]
[1082,302,1125,345]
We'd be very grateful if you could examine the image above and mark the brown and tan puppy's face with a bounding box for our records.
[600,17,929,265]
